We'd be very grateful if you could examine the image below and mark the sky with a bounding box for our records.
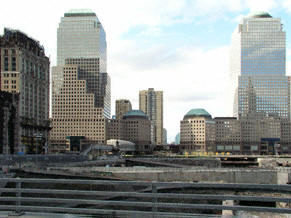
[1,0,291,142]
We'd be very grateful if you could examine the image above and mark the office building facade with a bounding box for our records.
[230,12,290,119]
[115,99,132,120]
[50,65,107,152]
[65,58,111,117]
[0,28,50,154]
[175,133,180,145]
[180,109,291,154]
[163,128,167,144]
[107,110,151,151]
[139,88,163,145]
[57,9,107,69]
[180,109,215,152]
[55,9,110,118]
[214,117,241,153]
[214,115,291,154]
[0,91,19,154]
[51,9,110,152]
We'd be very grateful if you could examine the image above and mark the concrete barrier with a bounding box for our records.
[0,155,88,167]
[48,166,288,184]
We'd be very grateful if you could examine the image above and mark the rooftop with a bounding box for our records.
[214,117,237,120]
[184,108,212,119]
[116,99,131,103]
[64,9,96,17]
[123,110,148,119]
[0,28,46,57]
[247,11,272,18]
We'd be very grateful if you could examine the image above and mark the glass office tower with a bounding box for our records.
[57,9,107,70]
[51,9,110,152]
[231,12,290,119]
[55,9,110,118]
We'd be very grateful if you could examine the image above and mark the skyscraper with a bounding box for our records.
[55,9,110,117]
[139,88,163,145]
[163,128,167,144]
[230,12,290,119]
[50,9,110,152]
[57,9,107,69]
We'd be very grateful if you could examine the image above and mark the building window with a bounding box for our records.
[12,57,16,71]
[4,57,9,71]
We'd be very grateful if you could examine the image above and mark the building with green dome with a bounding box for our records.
[183,108,212,120]
[123,110,149,120]
[180,108,215,152]
[246,11,272,18]
[180,108,291,154]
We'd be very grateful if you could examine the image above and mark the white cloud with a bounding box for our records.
[110,40,231,141]
[281,0,291,13]
[140,27,162,37]
[0,0,280,66]
[244,0,278,12]
[232,14,245,23]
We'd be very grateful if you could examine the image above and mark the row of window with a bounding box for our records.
[3,80,17,84]
[2,85,17,89]
[2,49,16,55]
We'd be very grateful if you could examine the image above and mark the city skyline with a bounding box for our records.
[2,1,291,141]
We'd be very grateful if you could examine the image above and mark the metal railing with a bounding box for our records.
[0,178,290,217]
